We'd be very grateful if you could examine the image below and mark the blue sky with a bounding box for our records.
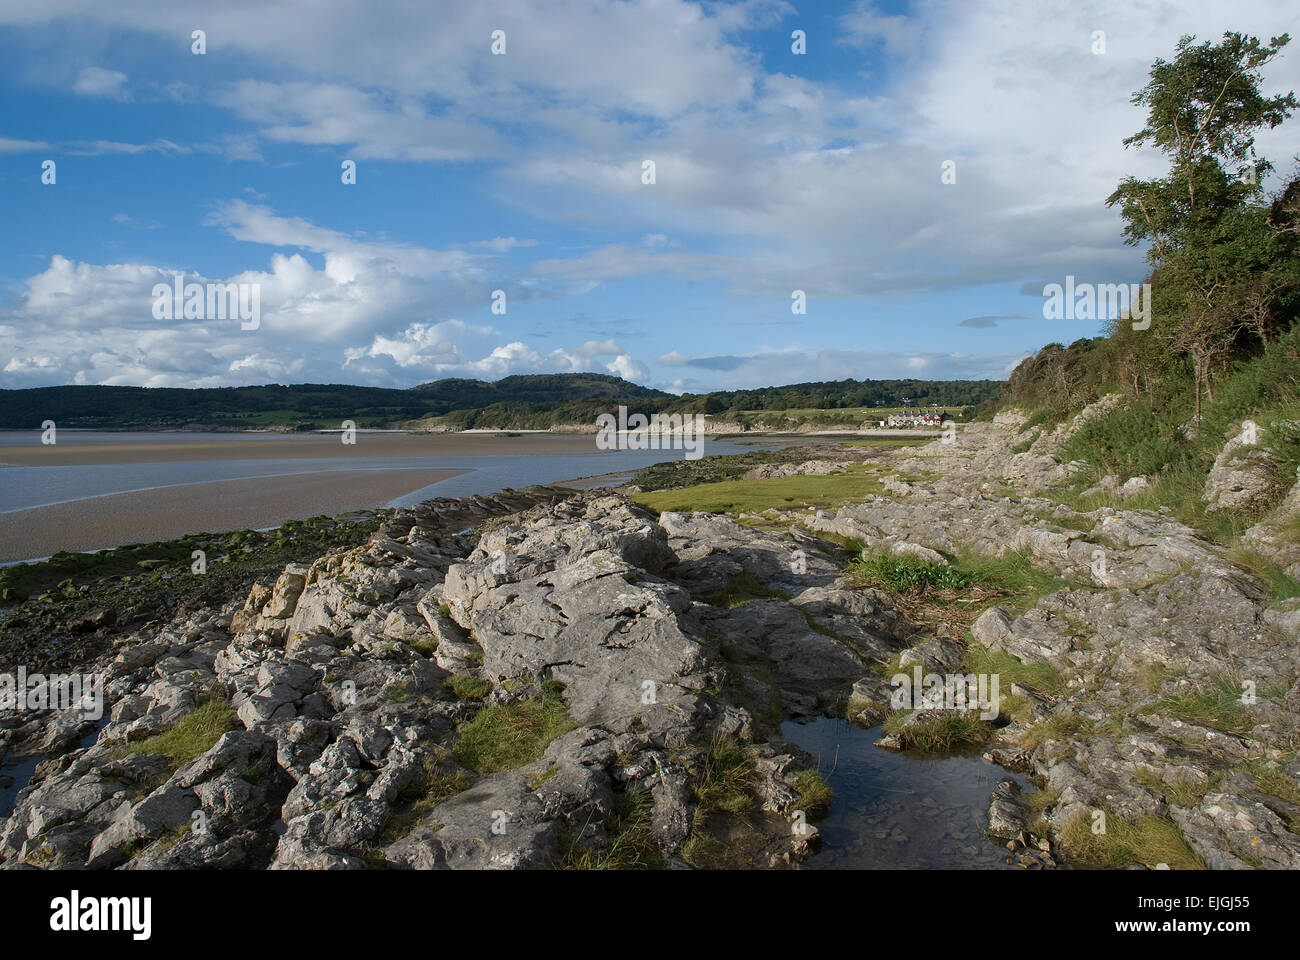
[1,0,1296,392]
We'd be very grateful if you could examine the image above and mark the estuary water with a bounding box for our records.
[0,432,766,515]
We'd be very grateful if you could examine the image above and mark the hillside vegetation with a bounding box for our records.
[987,31,1300,543]
[0,374,669,431]
[0,374,999,431]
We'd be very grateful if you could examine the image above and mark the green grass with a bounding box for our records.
[1017,712,1090,753]
[1228,546,1300,601]
[1277,513,1300,545]
[1249,764,1300,832]
[680,820,728,868]
[446,674,493,702]
[153,823,193,854]
[717,644,784,730]
[692,733,756,816]
[558,788,664,870]
[454,681,575,774]
[844,547,1076,639]
[1061,809,1205,870]
[1026,786,1060,813]
[808,532,866,554]
[1136,662,1192,696]
[851,547,1073,607]
[1023,407,1053,431]
[1136,676,1263,735]
[678,733,763,870]
[964,643,1067,698]
[633,463,887,515]
[1133,766,1220,807]
[792,769,833,819]
[847,552,970,593]
[953,550,1077,607]
[126,696,237,772]
[1044,333,1300,544]
[1251,763,1300,805]
[840,437,929,447]
[1009,429,1041,455]
[409,637,438,657]
[525,764,557,790]
[881,710,991,752]
[374,750,471,846]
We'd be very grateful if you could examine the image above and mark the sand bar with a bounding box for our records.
[0,468,466,563]
[0,431,605,467]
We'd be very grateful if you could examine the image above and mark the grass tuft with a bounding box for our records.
[1136,676,1268,735]
[126,695,236,772]
[454,680,575,774]
[558,788,664,870]
[692,733,756,815]
[792,769,834,819]
[1060,809,1205,870]
[847,552,970,593]
[374,747,471,846]
[1132,766,1219,807]
[881,710,991,752]
[446,674,493,702]
[964,643,1066,698]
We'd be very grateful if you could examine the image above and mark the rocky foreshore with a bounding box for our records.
[803,409,1300,868]
[0,488,849,869]
[2,408,1299,870]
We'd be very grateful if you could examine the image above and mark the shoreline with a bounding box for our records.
[0,468,466,564]
[0,433,910,563]
[0,428,938,467]
[0,431,610,467]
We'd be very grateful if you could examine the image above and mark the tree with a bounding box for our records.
[1155,278,1240,421]
[1107,32,1297,418]
[1108,32,1296,260]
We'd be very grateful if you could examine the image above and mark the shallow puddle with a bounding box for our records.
[780,716,1034,869]
[0,716,110,820]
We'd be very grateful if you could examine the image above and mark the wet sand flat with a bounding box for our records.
[0,431,604,467]
[0,468,465,562]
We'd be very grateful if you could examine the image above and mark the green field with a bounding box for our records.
[633,463,888,515]
[839,437,932,447]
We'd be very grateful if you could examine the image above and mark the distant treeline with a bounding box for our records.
[670,378,1001,413]
[0,373,1001,431]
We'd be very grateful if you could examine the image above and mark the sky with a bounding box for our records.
[0,0,1297,394]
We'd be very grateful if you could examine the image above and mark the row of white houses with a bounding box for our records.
[879,411,947,428]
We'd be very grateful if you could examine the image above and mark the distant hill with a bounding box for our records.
[0,373,1002,430]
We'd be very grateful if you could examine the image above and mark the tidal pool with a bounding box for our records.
[780,716,1034,869]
